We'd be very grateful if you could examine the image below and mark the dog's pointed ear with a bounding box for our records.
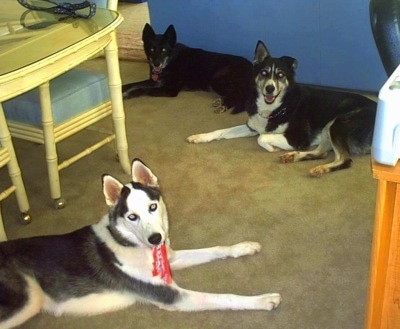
[102,174,124,207]
[164,24,177,47]
[131,159,159,187]
[280,56,298,73]
[142,23,155,43]
[254,40,270,64]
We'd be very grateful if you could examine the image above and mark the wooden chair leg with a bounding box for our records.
[0,105,31,236]
[0,104,30,218]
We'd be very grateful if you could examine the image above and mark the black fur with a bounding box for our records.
[122,23,254,114]
[0,226,179,316]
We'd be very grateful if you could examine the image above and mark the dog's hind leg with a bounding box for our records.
[157,288,281,312]
[212,98,228,113]
[0,275,44,329]
[279,142,331,164]
[279,121,334,165]
[309,120,352,177]
[210,62,253,115]
[211,97,247,114]
[169,241,261,270]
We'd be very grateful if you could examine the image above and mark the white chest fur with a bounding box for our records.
[247,113,288,135]
[247,114,268,133]
[248,93,288,134]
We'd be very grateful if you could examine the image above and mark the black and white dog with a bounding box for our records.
[0,159,281,328]
[187,41,377,177]
[122,24,253,114]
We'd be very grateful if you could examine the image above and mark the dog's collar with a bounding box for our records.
[258,107,286,120]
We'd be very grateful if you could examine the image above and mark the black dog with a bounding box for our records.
[188,41,377,177]
[122,24,253,114]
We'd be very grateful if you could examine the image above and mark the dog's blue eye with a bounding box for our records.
[161,48,167,53]
[261,70,268,77]
[127,214,139,221]
[149,203,157,212]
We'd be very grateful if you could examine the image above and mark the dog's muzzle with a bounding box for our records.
[264,85,279,104]
[151,64,163,75]
[151,65,163,81]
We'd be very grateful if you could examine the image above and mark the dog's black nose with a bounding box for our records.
[265,85,275,94]
[148,233,162,245]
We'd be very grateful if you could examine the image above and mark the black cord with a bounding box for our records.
[17,0,96,20]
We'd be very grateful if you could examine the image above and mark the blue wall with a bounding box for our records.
[147,0,387,92]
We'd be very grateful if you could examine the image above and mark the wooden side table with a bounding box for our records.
[366,160,400,328]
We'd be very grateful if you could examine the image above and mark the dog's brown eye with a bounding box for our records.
[261,70,268,77]
[149,203,157,212]
[161,48,167,53]
[277,72,285,79]
[128,213,139,221]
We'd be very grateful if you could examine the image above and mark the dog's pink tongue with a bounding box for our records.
[265,95,276,104]
[152,244,172,284]
[151,67,162,81]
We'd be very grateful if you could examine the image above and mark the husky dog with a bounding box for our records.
[187,41,377,177]
[122,24,254,114]
[0,159,281,329]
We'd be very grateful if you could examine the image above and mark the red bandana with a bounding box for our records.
[152,244,172,284]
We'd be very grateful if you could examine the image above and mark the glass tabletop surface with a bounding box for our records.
[0,0,118,76]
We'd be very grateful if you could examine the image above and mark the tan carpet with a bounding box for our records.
[1,59,376,329]
[116,2,149,61]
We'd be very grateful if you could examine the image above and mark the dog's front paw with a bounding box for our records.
[230,241,261,258]
[280,152,296,163]
[261,293,282,311]
[187,134,209,144]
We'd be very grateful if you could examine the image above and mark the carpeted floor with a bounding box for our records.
[0,57,377,329]
[116,1,149,61]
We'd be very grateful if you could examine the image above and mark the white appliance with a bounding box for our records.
[372,64,400,166]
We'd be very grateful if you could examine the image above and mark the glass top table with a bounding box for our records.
[0,0,130,218]
[1,1,116,76]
